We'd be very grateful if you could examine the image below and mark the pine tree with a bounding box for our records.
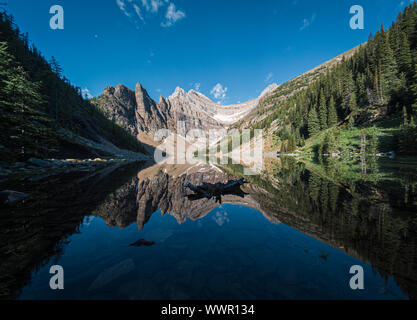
[380,32,400,97]
[287,134,297,152]
[318,89,328,130]
[348,92,357,115]
[0,42,12,78]
[308,107,320,137]
[410,117,417,154]
[323,130,338,155]
[49,56,63,78]
[348,115,355,129]
[356,73,368,105]
[341,69,355,112]
[49,56,63,122]
[327,96,338,127]
[402,4,417,48]
[397,31,412,77]
[400,116,417,155]
[403,106,409,126]
[368,128,379,155]
[1,64,46,158]
[411,63,417,115]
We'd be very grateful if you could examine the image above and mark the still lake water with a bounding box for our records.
[1,159,416,300]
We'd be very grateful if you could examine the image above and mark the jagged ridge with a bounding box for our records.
[92,82,278,144]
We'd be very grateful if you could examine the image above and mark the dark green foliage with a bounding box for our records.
[348,92,357,115]
[327,96,338,127]
[397,111,417,155]
[397,31,412,76]
[318,89,327,130]
[0,41,58,160]
[319,129,340,156]
[308,107,320,136]
[287,134,297,152]
[368,127,379,155]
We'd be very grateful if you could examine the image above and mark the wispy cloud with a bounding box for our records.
[193,82,201,91]
[82,88,93,100]
[265,72,273,83]
[300,13,316,31]
[210,83,228,103]
[161,3,186,27]
[133,3,145,21]
[142,0,165,13]
[117,0,132,18]
[399,0,414,7]
[115,0,185,27]
[147,51,155,63]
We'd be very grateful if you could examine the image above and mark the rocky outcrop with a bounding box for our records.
[96,84,138,137]
[135,83,169,134]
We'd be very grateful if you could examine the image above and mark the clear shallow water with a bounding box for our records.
[18,205,406,300]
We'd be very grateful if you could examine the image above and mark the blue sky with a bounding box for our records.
[6,0,415,104]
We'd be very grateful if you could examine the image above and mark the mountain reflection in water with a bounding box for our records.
[1,158,416,300]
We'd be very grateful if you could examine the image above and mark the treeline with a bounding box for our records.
[269,3,417,155]
[0,12,146,162]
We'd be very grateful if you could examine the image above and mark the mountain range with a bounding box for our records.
[92,82,278,146]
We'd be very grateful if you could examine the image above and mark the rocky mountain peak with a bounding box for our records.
[135,82,149,98]
[114,84,133,100]
[170,86,187,98]
[260,83,279,97]
[95,81,280,144]
[104,86,115,95]
[135,83,153,113]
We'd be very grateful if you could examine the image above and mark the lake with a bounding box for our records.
[1,158,416,300]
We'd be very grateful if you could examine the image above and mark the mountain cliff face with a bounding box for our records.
[93,83,278,145]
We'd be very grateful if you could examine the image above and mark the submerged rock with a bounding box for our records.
[129,239,156,247]
[88,259,135,291]
[318,252,328,261]
[0,190,30,205]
